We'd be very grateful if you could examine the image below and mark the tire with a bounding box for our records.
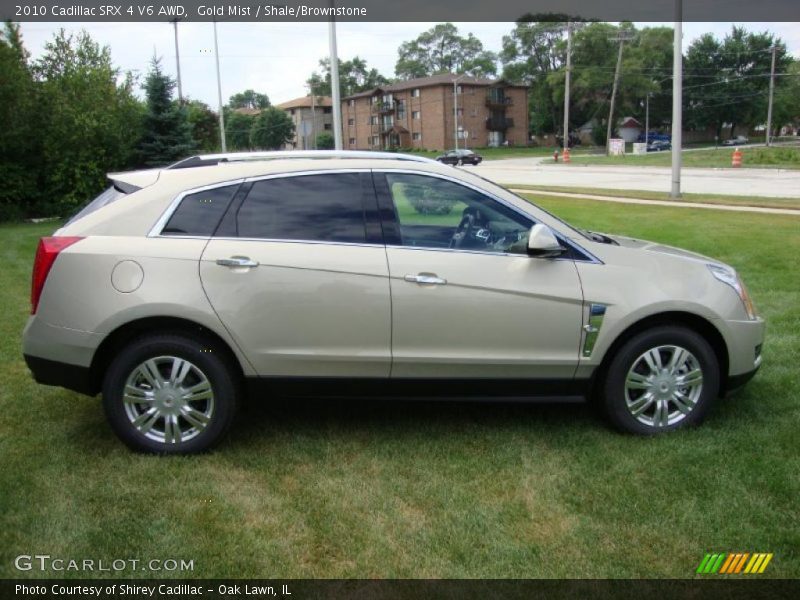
[601,326,720,435]
[102,333,239,454]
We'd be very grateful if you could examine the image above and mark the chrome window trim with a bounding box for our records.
[148,167,603,265]
[148,179,245,238]
[375,168,603,264]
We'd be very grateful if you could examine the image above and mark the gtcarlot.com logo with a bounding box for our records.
[14,554,194,573]
[696,552,773,575]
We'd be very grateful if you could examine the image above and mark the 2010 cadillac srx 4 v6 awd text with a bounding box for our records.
[22,151,764,453]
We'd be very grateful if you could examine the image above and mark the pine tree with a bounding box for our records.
[138,57,195,166]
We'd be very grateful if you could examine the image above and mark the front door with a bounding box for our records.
[377,172,584,380]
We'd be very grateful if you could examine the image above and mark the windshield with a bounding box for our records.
[64,186,126,226]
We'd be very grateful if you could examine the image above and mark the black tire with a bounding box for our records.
[601,326,720,435]
[102,333,239,454]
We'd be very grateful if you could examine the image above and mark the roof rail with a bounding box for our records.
[167,150,439,169]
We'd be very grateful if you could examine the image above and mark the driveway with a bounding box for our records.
[471,158,800,198]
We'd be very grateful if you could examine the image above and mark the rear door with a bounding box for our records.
[200,171,392,377]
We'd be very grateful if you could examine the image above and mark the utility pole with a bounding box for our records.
[213,20,226,152]
[766,45,777,146]
[328,1,343,150]
[670,0,683,198]
[453,73,466,151]
[606,32,632,154]
[172,19,183,104]
[562,21,572,150]
[645,94,650,146]
[310,83,317,150]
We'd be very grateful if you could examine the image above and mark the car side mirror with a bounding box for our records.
[527,224,565,258]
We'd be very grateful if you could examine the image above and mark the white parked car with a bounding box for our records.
[23,151,764,453]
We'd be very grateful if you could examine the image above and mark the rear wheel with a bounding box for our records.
[102,333,239,453]
[601,326,720,434]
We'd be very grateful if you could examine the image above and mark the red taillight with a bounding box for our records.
[31,236,83,314]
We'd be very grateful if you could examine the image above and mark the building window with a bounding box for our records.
[324,123,332,130]
[370,115,378,125]
[370,135,380,145]
[411,88,420,98]
[412,111,420,120]
[455,85,462,95]
[348,99,355,107]
[396,99,405,120]
[323,107,332,114]
[348,118,354,126]
[453,107,464,116]
[371,96,379,104]
[412,132,421,141]
[349,137,356,146]
[290,109,295,116]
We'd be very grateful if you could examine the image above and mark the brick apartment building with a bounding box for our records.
[341,74,529,151]
[276,95,333,150]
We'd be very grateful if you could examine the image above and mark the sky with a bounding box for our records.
[16,21,800,108]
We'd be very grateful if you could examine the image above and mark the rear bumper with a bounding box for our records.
[24,354,97,396]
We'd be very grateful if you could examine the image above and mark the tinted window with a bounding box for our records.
[66,186,126,226]
[236,173,366,243]
[385,173,532,253]
[162,185,238,236]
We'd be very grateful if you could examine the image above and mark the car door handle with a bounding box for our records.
[216,256,259,268]
[404,273,447,285]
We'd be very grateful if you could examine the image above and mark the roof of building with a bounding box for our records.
[343,74,526,100]
[619,116,643,128]
[276,95,333,110]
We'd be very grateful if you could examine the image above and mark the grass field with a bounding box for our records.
[1,197,799,579]
[506,185,800,211]
[565,145,800,169]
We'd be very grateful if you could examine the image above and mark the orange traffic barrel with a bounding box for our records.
[563,148,571,163]
[732,148,743,168]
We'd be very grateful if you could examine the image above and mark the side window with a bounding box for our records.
[384,173,532,254]
[162,185,238,236]
[236,173,367,243]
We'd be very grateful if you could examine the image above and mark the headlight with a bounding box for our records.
[707,264,757,320]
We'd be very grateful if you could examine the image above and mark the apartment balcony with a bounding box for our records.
[485,95,513,109]
[486,116,514,131]
[371,102,396,114]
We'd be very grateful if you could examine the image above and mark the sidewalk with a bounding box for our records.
[509,188,800,216]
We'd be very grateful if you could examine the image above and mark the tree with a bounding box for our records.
[308,56,389,97]
[249,107,295,150]
[0,21,40,219]
[185,99,219,152]
[34,29,145,214]
[137,57,195,167]
[228,89,270,110]
[315,132,335,149]
[395,23,497,79]
[684,27,791,138]
[224,110,257,151]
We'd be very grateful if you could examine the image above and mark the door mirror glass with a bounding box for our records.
[527,224,564,258]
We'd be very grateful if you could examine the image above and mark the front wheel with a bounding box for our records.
[601,326,720,435]
[102,333,239,453]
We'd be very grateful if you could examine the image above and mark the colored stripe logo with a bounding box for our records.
[696,552,773,574]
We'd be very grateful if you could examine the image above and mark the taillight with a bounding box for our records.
[31,236,83,314]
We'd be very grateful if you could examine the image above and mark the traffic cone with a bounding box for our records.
[563,148,571,163]
[732,148,743,168]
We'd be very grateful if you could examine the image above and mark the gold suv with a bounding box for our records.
[22,151,764,453]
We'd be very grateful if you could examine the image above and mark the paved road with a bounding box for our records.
[471,158,800,198]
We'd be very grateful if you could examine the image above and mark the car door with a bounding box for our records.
[375,171,585,380]
[200,171,391,377]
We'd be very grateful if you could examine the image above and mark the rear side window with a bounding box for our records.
[236,173,366,243]
[65,186,126,226]
[162,185,239,236]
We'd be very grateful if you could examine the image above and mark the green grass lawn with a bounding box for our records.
[1,199,799,579]
[566,145,800,169]
[507,185,800,211]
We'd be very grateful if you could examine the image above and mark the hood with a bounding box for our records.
[604,233,724,266]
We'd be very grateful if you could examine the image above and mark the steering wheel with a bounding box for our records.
[449,213,475,249]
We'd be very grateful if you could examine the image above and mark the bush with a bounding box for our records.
[402,183,457,215]
[592,125,607,147]
[316,132,334,150]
